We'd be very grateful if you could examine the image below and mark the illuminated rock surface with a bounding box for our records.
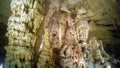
[0,0,120,68]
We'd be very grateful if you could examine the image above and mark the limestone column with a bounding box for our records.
[5,0,43,68]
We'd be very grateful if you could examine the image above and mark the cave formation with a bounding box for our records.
[0,0,120,68]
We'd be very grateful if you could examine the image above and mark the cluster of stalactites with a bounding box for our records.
[44,3,90,67]
[5,0,43,68]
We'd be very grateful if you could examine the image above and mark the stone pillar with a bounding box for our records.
[5,0,43,68]
[37,29,54,68]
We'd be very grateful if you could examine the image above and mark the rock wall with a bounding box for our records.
[0,0,11,24]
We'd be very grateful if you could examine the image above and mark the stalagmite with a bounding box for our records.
[84,37,118,68]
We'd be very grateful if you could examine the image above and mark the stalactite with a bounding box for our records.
[46,8,86,67]
[44,0,60,28]
[59,11,84,68]
[47,11,68,68]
